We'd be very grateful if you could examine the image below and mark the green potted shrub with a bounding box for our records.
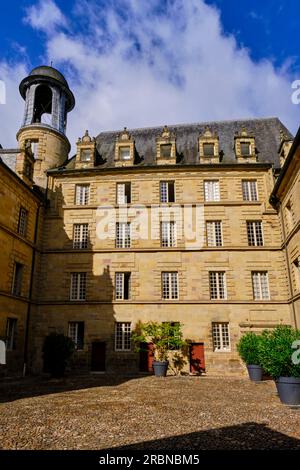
[237,331,263,381]
[42,332,75,378]
[258,325,300,405]
[132,321,187,377]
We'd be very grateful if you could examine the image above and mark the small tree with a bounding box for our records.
[237,331,263,365]
[258,325,300,379]
[42,333,75,377]
[132,321,187,362]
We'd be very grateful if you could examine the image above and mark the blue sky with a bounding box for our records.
[0,0,300,150]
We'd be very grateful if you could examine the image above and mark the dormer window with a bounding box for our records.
[199,128,219,163]
[203,143,215,157]
[156,126,176,165]
[75,130,96,169]
[115,128,135,167]
[240,142,251,157]
[160,144,172,158]
[119,146,131,160]
[234,128,257,163]
[81,149,91,161]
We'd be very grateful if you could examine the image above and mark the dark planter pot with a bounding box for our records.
[153,361,169,377]
[246,364,263,382]
[275,377,300,406]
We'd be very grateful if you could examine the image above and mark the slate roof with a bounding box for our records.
[61,116,292,172]
[0,149,18,172]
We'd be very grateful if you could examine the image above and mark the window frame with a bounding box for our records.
[206,220,222,247]
[12,262,23,296]
[242,180,258,201]
[70,272,87,301]
[252,271,270,300]
[68,321,84,350]
[115,272,131,300]
[160,221,176,247]
[162,271,179,300]
[116,222,131,248]
[75,184,90,206]
[212,322,231,352]
[116,182,131,204]
[73,223,89,249]
[18,207,28,237]
[115,322,131,351]
[204,180,220,202]
[209,271,227,300]
[247,221,264,246]
[6,318,17,351]
[160,181,175,203]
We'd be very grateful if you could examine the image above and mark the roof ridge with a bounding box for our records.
[96,116,280,136]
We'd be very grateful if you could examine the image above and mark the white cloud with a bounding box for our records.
[1,0,300,152]
[24,0,67,33]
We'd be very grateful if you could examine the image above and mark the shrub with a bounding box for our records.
[132,321,187,362]
[258,325,300,379]
[237,331,262,365]
[42,333,75,377]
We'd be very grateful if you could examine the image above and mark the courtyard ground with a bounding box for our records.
[0,374,299,450]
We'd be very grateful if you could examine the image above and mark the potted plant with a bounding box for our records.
[42,332,75,378]
[132,321,187,377]
[258,325,300,405]
[237,331,263,381]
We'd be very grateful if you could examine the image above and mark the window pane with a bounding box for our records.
[115,322,131,351]
[73,224,88,249]
[120,147,130,160]
[204,181,220,201]
[70,273,86,300]
[160,144,172,158]
[75,185,90,205]
[240,143,251,156]
[6,318,17,350]
[18,208,28,237]
[203,143,214,156]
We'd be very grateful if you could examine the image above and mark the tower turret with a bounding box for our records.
[16,65,75,187]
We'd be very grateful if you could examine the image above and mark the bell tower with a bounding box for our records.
[16,65,75,188]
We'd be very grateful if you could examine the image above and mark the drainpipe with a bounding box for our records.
[23,201,42,376]
[278,202,298,328]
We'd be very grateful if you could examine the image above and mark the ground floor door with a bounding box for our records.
[139,342,154,373]
[91,341,106,372]
[189,342,205,374]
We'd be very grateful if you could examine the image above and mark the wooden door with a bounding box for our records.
[189,342,205,374]
[91,341,106,372]
[139,342,154,373]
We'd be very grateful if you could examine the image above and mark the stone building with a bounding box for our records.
[0,65,299,376]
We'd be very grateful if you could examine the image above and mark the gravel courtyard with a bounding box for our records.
[0,375,299,450]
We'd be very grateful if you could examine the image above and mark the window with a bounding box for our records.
[70,273,86,301]
[162,272,178,300]
[119,146,131,160]
[209,271,226,299]
[6,318,17,351]
[212,323,230,351]
[18,207,28,237]
[25,163,32,178]
[73,224,88,249]
[293,258,300,291]
[203,143,215,156]
[285,201,294,230]
[30,140,39,158]
[117,182,131,204]
[115,322,131,351]
[247,221,264,246]
[115,272,131,300]
[75,184,90,205]
[204,180,220,202]
[80,149,91,161]
[161,221,176,247]
[160,181,175,203]
[206,221,222,247]
[12,263,23,296]
[68,322,84,350]
[240,142,251,156]
[252,272,270,300]
[116,222,131,248]
[242,180,258,201]
[160,144,172,158]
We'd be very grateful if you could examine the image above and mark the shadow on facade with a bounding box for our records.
[28,183,141,381]
[108,422,300,451]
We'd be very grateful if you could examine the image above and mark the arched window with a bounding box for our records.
[33,85,53,125]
